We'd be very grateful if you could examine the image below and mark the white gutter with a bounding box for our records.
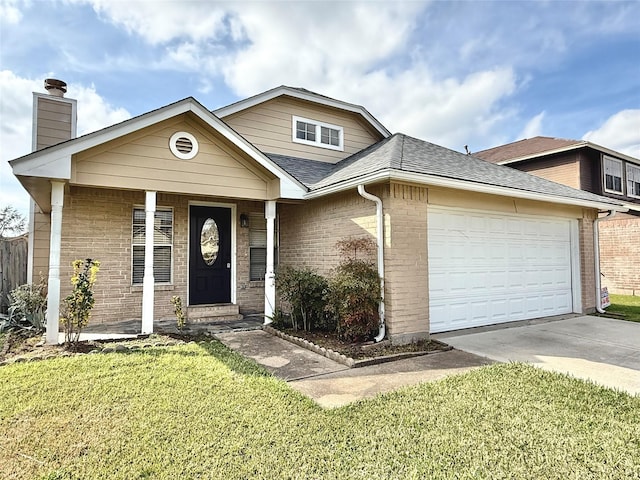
[357,185,386,342]
[594,210,616,314]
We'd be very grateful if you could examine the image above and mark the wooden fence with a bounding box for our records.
[0,234,28,314]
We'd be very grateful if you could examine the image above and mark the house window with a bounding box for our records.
[627,163,640,198]
[292,115,343,151]
[603,156,623,194]
[132,207,173,284]
[248,214,278,281]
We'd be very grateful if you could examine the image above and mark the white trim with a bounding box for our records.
[626,163,640,199]
[292,115,344,151]
[214,85,391,138]
[304,170,628,212]
[603,155,624,195]
[264,201,276,325]
[169,131,199,160]
[187,201,237,306]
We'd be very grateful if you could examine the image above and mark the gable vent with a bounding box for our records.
[169,131,199,160]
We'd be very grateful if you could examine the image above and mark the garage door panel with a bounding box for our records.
[428,208,574,333]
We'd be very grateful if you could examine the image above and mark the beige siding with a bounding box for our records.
[600,214,640,295]
[223,96,383,163]
[518,156,581,189]
[72,115,274,200]
[35,96,73,150]
[57,187,266,325]
[427,187,584,218]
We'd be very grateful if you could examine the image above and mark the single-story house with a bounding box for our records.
[9,80,629,344]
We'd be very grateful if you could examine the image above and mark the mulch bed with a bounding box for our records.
[278,328,450,360]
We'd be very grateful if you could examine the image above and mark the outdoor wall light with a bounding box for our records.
[240,213,249,228]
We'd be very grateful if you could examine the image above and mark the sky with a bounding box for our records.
[1,0,639,220]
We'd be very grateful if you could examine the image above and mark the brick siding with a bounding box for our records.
[599,214,640,295]
[56,186,265,325]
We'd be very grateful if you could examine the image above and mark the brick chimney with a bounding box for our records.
[32,78,77,151]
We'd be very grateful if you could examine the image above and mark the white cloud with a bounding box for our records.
[583,110,640,158]
[0,71,131,218]
[0,0,25,24]
[517,111,545,140]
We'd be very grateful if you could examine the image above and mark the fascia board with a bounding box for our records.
[305,169,628,212]
[12,153,72,179]
[214,86,391,138]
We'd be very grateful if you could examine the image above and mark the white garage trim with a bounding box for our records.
[428,206,581,333]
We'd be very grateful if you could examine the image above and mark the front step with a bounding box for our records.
[187,304,243,323]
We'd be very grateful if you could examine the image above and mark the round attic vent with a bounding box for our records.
[169,131,199,160]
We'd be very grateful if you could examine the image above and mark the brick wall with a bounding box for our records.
[579,209,597,313]
[279,183,430,345]
[599,214,640,295]
[382,184,430,344]
[59,187,265,325]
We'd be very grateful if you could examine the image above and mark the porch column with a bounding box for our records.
[45,181,64,344]
[264,200,276,325]
[141,191,156,334]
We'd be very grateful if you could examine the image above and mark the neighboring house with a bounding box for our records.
[9,81,630,345]
[475,137,640,296]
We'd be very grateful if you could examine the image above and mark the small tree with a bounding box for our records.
[328,237,381,341]
[171,295,186,332]
[60,259,100,349]
[0,205,26,238]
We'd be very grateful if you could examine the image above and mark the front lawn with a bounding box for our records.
[607,294,640,322]
[1,341,638,479]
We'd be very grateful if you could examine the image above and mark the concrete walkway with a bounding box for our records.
[216,330,493,408]
[435,315,640,396]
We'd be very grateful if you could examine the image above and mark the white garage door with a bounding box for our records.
[428,207,576,333]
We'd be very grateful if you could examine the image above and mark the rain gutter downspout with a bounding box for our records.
[357,185,385,342]
[594,210,616,314]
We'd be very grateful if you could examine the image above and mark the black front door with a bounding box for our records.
[189,206,232,305]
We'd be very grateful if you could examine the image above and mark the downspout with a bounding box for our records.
[594,210,616,314]
[357,185,385,342]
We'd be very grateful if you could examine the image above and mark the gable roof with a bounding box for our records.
[10,97,307,204]
[214,85,391,138]
[475,136,640,165]
[268,134,628,211]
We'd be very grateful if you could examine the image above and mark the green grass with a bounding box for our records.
[1,341,639,479]
[607,294,640,322]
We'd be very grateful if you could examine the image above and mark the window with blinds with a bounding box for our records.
[249,214,277,281]
[132,207,173,284]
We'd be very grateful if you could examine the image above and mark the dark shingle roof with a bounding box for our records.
[474,136,581,163]
[268,133,624,207]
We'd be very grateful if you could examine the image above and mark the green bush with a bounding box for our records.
[275,266,328,332]
[328,237,381,341]
[60,259,100,349]
[0,277,47,334]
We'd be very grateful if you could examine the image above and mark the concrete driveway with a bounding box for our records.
[435,315,640,396]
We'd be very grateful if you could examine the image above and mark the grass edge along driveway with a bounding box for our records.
[607,294,640,322]
[1,340,638,479]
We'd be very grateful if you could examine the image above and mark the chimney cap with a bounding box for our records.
[44,78,67,97]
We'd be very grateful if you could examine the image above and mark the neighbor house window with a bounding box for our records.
[292,115,343,151]
[132,207,173,284]
[249,214,278,281]
[626,163,640,198]
[603,156,623,194]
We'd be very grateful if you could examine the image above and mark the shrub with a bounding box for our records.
[328,238,381,341]
[0,277,47,334]
[275,266,328,332]
[60,259,100,349]
[171,296,186,332]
